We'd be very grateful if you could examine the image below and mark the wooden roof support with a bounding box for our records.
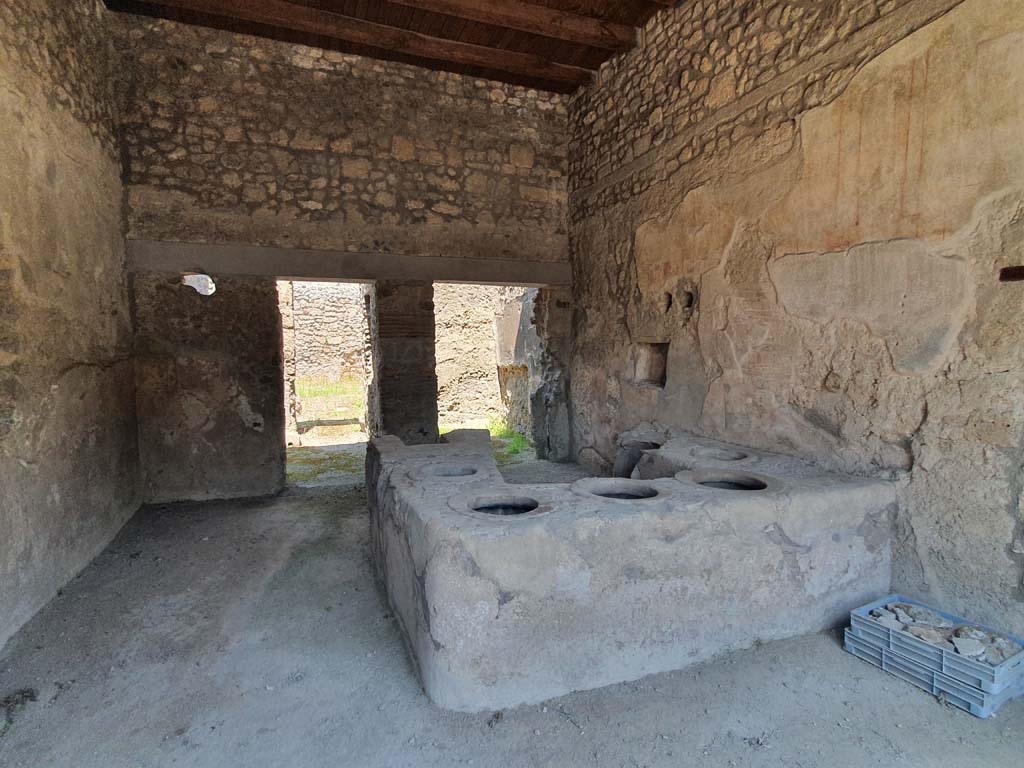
[142,0,593,88]
[384,0,635,51]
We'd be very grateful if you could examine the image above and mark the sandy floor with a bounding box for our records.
[0,458,1021,767]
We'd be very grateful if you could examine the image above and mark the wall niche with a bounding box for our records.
[633,342,669,388]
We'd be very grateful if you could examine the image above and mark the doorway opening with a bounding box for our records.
[277,280,370,488]
[433,283,537,470]
[276,280,550,489]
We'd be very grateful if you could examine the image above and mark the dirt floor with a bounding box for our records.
[0,456,1021,767]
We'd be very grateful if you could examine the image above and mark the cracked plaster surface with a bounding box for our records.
[568,0,1024,633]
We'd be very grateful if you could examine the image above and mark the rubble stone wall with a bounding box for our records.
[114,15,568,267]
[0,0,139,648]
[569,0,1024,633]
[434,283,505,427]
[288,282,367,380]
[277,279,300,435]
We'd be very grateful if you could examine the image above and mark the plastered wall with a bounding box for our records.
[0,0,139,648]
[569,0,1024,632]
[132,275,285,502]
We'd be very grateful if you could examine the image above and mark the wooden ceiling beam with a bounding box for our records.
[382,0,634,51]
[137,0,593,88]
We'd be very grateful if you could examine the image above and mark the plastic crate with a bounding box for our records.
[845,630,1024,718]
[849,594,1024,694]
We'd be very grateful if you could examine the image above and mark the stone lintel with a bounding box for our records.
[127,239,572,287]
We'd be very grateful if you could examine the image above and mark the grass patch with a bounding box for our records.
[488,417,532,464]
[286,447,364,483]
[487,417,530,455]
[296,375,366,423]
[487,416,519,440]
[436,416,532,464]
[492,436,529,465]
[295,375,364,401]
[501,431,530,456]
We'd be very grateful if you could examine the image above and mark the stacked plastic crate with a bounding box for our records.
[845,594,1024,717]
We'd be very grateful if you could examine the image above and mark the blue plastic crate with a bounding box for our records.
[849,593,1024,694]
[845,630,1024,718]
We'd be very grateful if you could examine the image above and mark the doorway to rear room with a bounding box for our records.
[433,282,538,470]
[275,280,545,488]
[277,280,370,488]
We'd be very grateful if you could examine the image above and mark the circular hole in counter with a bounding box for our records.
[469,495,540,516]
[595,485,659,500]
[432,465,478,477]
[690,445,749,462]
[700,478,766,491]
[694,472,767,491]
[572,478,666,501]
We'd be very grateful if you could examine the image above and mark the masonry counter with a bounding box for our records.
[366,430,894,711]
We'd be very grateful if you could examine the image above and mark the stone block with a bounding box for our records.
[369,431,893,711]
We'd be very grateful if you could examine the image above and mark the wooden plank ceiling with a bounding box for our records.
[106,0,675,93]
